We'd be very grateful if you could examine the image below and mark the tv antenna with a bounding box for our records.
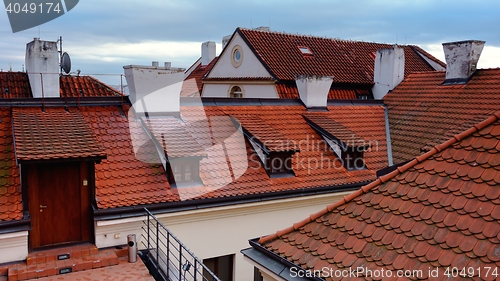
[58,36,72,74]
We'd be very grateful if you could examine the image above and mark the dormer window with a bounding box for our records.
[304,114,368,171]
[141,116,207,187]
[298,46,313,56]
[230,115,299,178]
[230,86,243,98]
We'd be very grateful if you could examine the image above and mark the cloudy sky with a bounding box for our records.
[1,0,499,85]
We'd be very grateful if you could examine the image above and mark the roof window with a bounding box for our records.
[298,46,313,56]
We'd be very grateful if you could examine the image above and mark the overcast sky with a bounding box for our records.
[1,0,499,85]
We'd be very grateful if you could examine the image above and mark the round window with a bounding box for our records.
[231,45,243,68]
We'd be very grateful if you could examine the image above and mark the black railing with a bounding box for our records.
[140,208,221,281]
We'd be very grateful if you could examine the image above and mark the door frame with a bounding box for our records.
[23,160,94,250]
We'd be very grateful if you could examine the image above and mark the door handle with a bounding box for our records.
[39,205,47,209]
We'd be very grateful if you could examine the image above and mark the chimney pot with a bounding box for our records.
[25,39,60,98]
[152,61,159,67]
[164,62,171,69]
[442,40,485,83]
[372,46,405,99]
[295,75,333,109]
[201,41,216,66]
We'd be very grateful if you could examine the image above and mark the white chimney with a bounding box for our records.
[152,61,159,67]
[222,35,232,48]
[164,62,171,69]
[295,75,333,109]
[442,40,485,83]
[201,41,216,66]
[25,38,60,98]
[372,46,405,100]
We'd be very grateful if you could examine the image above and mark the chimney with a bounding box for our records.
[442,40,485,83]
[25,38,60,98]
[164,62,171,69]
[222,35,232,49]
[152,61,159,67]
[295,75,333,109]
[201,41,216,66]
[372,46,405,100]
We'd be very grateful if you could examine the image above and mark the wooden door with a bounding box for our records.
[28,161,91,249]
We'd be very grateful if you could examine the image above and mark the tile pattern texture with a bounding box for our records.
[181,57,218,97]
[0,72,123,99]
[12,107,106,162]
[259,111,500,281]
[237,28,445,84]
[384,69,500,164]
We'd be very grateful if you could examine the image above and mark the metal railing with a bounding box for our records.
[141,208,221,281]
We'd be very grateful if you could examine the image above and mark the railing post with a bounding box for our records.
[156,219,159,269]
[147,212,150,251]
[179,247,182,281]
[166,232,170,278]
[194,259,197,281]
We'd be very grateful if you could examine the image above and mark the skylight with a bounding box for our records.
[298,46,313,55]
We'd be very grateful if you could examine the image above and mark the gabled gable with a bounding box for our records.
[205,31,274,79]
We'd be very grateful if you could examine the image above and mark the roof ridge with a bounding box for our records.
[258,109,500,244]
[238,27,402,45]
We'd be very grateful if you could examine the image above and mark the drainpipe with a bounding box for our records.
[384,106,394,166]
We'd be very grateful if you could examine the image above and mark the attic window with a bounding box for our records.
[298,46,313,56]
[229,86,243,98]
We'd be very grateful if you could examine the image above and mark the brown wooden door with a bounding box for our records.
[28,161,91,249]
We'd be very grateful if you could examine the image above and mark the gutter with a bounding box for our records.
[0,217,31,235]
[93,181,370,221]
[243,238,324,281]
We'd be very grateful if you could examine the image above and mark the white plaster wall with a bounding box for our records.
[203,84,279,98]
[207,34,272,79]
[0,231,28,264]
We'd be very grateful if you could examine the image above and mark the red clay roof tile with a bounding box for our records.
[237,28,443,84]
[12,107,106,162]
[257,110,500,280]
[385,69,500,164]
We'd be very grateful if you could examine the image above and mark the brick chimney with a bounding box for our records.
[25,38,60,98]
[442,40,485,84]
[372,46,405,99]
[295,75,333,109]
[201,41,216,66]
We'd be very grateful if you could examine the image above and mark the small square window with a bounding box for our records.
[298,46,313,55]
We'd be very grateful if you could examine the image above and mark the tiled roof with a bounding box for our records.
[80,106,176,209]
[231,114,299,152]
[181,57,218,97]
[0,109,22,222]
[0,72,31,98]
[12,107,107,162]
[384,68,500,164]
[60,75,123,97]
[258,111,500,280]
[237,28,445,84]
[303,113,367,148]
[275,83,361,99]
[142,116,207,158]
[0,103,389,213]
[0,72,123,98]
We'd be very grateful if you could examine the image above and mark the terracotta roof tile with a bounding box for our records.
[257,110,500,280]
[12,107,106,162]
[384,69,500,164]
[0,109,22,222]
[0,72,31,98]
[237,28,444,84]
[0,72,123,98]
[142,116,206,158]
